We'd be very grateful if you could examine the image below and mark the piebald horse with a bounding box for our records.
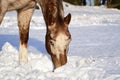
[0,0,71,70]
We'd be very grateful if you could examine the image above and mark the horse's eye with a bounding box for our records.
[50,34,56,41]
[50,40,54,46]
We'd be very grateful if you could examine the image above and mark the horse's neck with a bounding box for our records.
[37,0,64,26]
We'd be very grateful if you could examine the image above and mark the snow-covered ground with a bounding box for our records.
[0,2,120,80]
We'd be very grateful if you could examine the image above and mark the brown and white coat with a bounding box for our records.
[0,0,71,70]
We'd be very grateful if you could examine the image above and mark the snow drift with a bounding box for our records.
[0,42,120,80]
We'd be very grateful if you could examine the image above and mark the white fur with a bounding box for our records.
[19,44,28,63]
[50,33,70,59]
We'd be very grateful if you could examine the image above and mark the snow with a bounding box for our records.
[0,2,120,80]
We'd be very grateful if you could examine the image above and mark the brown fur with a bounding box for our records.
[0,0,71,70]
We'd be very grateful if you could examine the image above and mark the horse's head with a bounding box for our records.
[46,13,71,68]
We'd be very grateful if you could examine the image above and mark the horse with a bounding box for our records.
[0,0,71,70]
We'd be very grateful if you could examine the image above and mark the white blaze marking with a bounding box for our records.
[56,33,68,50]
[50,33,69,60]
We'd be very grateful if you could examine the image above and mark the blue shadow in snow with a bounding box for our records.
[0,35,47,54]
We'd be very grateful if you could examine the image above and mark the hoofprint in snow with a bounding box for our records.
[0,2,120,80]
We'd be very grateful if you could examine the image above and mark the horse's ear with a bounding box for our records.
[64,13,71,25]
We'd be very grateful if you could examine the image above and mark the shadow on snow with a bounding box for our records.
[0,35,47,54]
